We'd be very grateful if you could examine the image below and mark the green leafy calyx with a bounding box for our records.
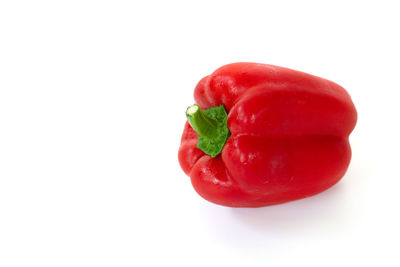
[186,104,230,157]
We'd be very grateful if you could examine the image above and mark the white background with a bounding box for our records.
[0,0,399,266]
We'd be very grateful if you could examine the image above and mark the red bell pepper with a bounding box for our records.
[178,63,357,207]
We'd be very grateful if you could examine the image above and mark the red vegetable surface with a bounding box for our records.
[178,63,357,207]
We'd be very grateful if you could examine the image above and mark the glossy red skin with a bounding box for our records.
[179,63,357,207]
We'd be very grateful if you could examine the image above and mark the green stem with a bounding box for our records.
[186,104,220,139]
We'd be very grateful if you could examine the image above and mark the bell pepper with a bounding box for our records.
[178,63,357,207]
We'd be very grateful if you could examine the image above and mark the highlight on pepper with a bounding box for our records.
[178,62,357,208]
